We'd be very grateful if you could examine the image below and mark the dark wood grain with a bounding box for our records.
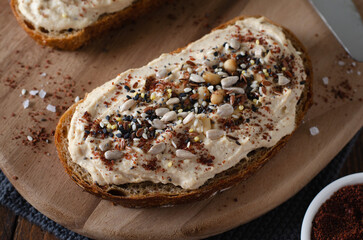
[0,130,360,240]
[0,206,17,240]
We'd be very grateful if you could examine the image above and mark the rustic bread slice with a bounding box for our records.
[10,0,166,50]
[55,16,313,208]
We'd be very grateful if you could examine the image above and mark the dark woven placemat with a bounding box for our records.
[0,132,359,240]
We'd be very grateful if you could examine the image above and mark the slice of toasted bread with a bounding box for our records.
[10,0,166,50]
[55,16,313,208]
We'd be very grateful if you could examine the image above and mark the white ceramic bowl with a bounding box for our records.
[301,172,363,240]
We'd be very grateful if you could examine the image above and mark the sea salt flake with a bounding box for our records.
[27,136,33,141]
[23,99,29,109]
[358,71,361,76]
[39,89,46,98]
[46,104,56,112]
[29,90,39,96]
[322,77,329,85]
[40,72,47,77]
[74,96,80,103]
[309,126,320,136]
[21,89,26,95]
[338,61,345,66]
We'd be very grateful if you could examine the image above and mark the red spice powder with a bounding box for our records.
[311,184,363,240]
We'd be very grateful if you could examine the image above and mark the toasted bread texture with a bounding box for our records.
[10,0,166,50]
[55,16,313,208]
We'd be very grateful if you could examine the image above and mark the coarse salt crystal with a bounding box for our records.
[309,126,319,136]
[27,136,33,141]
[358,71,361,76]
[23,99,29,109]
[352,62,356,67]
[21,89,26,95]
[40,72,47,77]
[338,61,345,66]
[29,90,39,96]
[46,104,56,112]
[75,96,80,103]
[39,89,46,98]
[322,77,329,85]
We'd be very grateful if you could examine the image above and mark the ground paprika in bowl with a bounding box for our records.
[311,184,362,240]
[301,173,363,240]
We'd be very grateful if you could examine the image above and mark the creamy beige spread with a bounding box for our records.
[18,0,135,31]
[67,17,307,190]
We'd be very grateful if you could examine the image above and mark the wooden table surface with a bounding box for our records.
[0,130,361,240]
[1,0,363,239]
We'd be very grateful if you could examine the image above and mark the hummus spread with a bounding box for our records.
[18,0,135,31]
[68,17,307,190]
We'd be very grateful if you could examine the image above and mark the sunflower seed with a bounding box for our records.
[217,104,234,117]
[152,119,166,129]
[120,99,136,112]
[156,69,168,79]
[161,111,177,122]
[104,150,123,160]
[166,97,180,105]
[221,76,239,88]
[278,75,290,85]
[206,129,225,140]
[176,149,196,159]
[99,141,111,151]
[230,38,240,50]
[183,112,195,125]
[148,143,166,154]
[155,108,170,117]
[190,74,205,83]
[224,87,245,94]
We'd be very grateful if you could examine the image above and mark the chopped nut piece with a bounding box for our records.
[210,89,226,104]
[224,59,237,73]
[203,71,221,85]
[197,86,210,100]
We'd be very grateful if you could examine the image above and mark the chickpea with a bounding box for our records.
[197,86,210,100]
[210,89,225,104]
[224,59,237,73]
[202,71,221,85]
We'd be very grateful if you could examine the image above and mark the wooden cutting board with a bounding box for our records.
[0,0,362,239]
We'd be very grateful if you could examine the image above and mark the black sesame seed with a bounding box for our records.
[130,90,135,93]
[251,105,258,112]
[124,85,130,91]
[126,95,131,99]
[102,128,108,134]
[179,93,187,98]
[300,81,306,85]
[116,133,122,138]
[213,52,218,56]
[109,133,114,137]
[105,115,110,121]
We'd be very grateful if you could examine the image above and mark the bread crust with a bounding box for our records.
[10,0,167,50]
[55,16,313,208]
